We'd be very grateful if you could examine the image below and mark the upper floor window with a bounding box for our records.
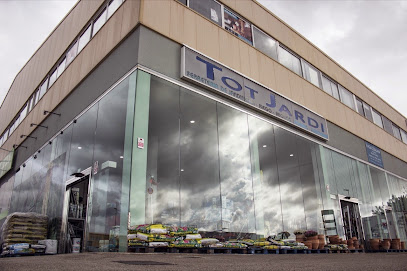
[338,85,355,110]
[190,0,222,26]
[321,75,340,100]
[362,102,373,122]
[38,79,49,100]
[78,25,91,53]
[401,129,407,144]
[382,116,394,135]
[356,97,364,116]
[278,45,302,76]
[392,124,402,140]
[302,61,321,88]
[66,41,79,65]
[372,109,383,129]
[107,0,123,19]
[253,26,277,60]
[92,8,107,37]
[57,58,66,78]
[224,8,253,45]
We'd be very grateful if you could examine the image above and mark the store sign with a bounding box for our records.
[181,46,329,140]
[0,150,13,179]
[365,142,384,168]
[137,138,144,149]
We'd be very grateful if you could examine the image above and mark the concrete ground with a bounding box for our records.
[1,252,407,271]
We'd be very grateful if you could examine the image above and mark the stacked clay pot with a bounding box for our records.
[391,239,401,250]
[369,239,380,251]
[401,241,405,250]
[381,240,390,250]
[295,234,305,243]
[303,240,313,249]
[318,234,325,249]
[329,235,340,244]
[307,235,319,249]
[347,239,354,250]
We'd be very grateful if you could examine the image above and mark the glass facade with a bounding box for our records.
[1,69,407,253]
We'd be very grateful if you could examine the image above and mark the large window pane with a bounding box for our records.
[145,77,180,225]
[88,76,131,252]
[179,89,221,233]
[92,9,107,37]
[274,126,306,233]
[372,109,384,129]
[339,85,355,110]
[224,8,253,45]
[253,26,277,60]
[66,41,78,65]
[57,58,66,78]
[78,25,91,53]
[248,116,283,237]
[217,104,255,238]
[303,61,321,88]
[49,69,57,88]
[189,0,222,26]
[392,124,402,140]
[356,98,364,116]
[278,46,302,76]
[382,116,393,134]
[401,129,407,144]
[67,106,97,177]
[363,102,373,122]
[107,0,122,19]
[38,79,48,100]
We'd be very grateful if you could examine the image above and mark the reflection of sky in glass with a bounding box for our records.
[218,104,255,235]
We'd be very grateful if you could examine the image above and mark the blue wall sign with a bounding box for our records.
[181,46,329,140]
[365,142,384,168]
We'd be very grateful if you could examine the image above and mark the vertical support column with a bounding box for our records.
[119,71,137,252]
[129,71,151,227]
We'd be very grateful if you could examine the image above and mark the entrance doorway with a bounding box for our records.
[61,168,91,253]
[340,199,364,241]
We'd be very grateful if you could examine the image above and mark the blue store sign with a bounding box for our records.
[181,46,329,140]
[365,142,384,168]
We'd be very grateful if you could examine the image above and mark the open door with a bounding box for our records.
[339,197,364,242]
[60,168,91,253]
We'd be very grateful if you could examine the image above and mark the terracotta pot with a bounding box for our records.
[329,235,339,244]
[296,237,305,243]
[295,233,305,240]
[347,240,353,246]
[381,240,390,250]
[370,239,380,251]
[391,239,400,250]
[351,236,357,241]
[307,235,318,240]
[353,240,359,249]
[312,239,319,249]
[303,240,313,249]
[318,240,325,249]
[348,245,355,250]
[401,242,405,250]
[318,234,325,240]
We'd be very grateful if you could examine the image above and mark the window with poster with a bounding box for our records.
[223,8,253,45]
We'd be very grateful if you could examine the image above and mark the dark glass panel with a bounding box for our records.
[179,89,221,233]
[273,126,306,233]
[88,77,130,251]
[248,116,283,237]
[145,76,180,225]
[217,104,255,239]
[189,0,222,26]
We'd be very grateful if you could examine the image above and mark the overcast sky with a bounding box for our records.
[0,0,406,119]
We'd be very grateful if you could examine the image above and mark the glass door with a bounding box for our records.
[340,199,364,241]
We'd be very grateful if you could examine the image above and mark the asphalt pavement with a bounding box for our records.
[1,252,407,271]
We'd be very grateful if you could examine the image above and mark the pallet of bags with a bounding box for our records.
[0,212,48,249]
[127,224,173,249]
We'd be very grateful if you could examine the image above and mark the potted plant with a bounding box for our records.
[304,230,318,239]
[294,230,305,241]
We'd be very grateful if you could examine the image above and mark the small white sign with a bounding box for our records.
[93,161,98,175]
[137,137,144,149]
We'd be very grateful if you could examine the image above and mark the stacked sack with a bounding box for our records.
[0,212,48,252]
[128,224,174,248]
[169,228,202,248]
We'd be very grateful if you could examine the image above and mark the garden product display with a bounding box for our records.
[169,239,201,248]
[185,234,202,240]
[38,239,58,254]
[200,238,220,246]
[0,212,48,249]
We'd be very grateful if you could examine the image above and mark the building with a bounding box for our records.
[1,0,407,253]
